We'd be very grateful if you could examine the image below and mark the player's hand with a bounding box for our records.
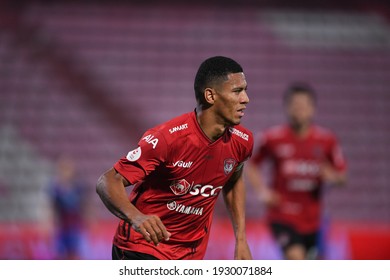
[319,162,345,186]
[234,239,252,260]
[319,162,336,181]
[131,214,171,246]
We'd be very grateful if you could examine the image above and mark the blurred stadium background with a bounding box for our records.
[0,0,389,260]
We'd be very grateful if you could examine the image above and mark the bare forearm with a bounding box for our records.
[96,168,139,223]
[245,162,268,195]
[223,175,247,241]
[96,168,171,245]
[328,171,347,186]
[223,171,252,260]
[320,164,347,186]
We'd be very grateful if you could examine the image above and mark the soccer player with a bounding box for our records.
[96,56,253,260]
[48,155,88,259]
[245,82,347,260]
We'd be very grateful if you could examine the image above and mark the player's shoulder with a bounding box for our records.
[146,111,194,140]
[228,125,253,146]
[228,125,253,160]
[311,125,338,140]
[262,124,289,139]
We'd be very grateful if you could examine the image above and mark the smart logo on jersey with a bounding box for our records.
[169,179,192,195]
[169,123,188,134]
[142,134,159,149]
[166,200,204,216]
[126,147,142,162]
[223,158,236,175]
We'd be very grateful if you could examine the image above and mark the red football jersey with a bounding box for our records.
[113,110,253,259]
[251,124,347,233]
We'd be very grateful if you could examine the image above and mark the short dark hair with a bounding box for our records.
[283,82,317,105]
[194,56,243,105]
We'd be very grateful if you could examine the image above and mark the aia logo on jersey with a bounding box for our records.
[224,158,236,175]
[169,179,191,195]
[142,134,159,149]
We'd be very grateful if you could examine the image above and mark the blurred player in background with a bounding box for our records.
[48,155,88,259]
[96,56,253,260]
[245,82,347,260]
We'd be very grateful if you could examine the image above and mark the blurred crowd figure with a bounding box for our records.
[246,82,347,260]
[47,155,88,260]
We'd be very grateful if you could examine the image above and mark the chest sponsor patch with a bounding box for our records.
[169,179,191,195]
[169,123,188,134]
[166,200,203,216]
[173,160,193,168]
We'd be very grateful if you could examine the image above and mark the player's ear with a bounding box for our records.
[204,88,216,105]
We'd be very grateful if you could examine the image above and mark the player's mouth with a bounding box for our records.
[237,107,246,117]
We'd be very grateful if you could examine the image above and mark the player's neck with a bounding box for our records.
[290,122,311,138]
[195,107,226,142]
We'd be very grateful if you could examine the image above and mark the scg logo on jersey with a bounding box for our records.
[169,179,223,197]
[189,184,223,197]
[170,179,191,196]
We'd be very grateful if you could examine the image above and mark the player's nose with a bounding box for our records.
[240,90,249,104]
